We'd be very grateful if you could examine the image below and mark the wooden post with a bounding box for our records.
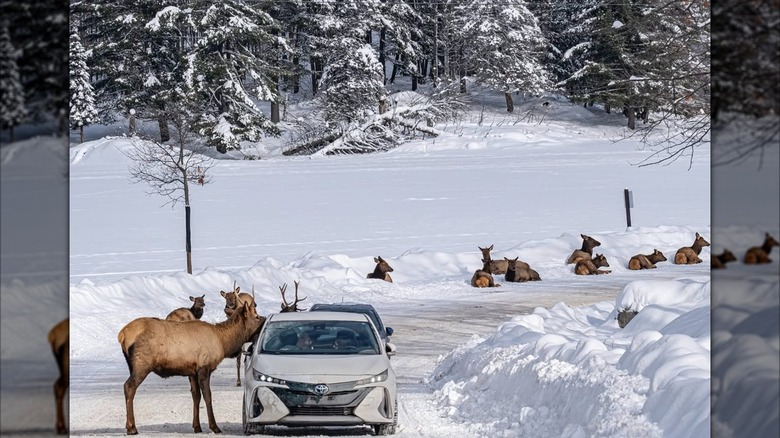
[185,204,192,274]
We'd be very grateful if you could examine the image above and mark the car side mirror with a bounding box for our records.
[385,342,396,357]
[385,327,394,336]
[242,342,254,356]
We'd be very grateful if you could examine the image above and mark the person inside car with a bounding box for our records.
[333,330,356,350]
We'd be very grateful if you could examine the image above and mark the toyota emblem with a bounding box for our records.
[313,384,330,395]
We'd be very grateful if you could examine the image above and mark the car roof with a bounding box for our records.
[269,311,370,323]
[309,303,378,311]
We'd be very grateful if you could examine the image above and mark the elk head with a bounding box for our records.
[280,280,307,312]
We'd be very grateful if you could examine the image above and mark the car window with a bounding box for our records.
[310,305,385,335]
[258,320,381,355]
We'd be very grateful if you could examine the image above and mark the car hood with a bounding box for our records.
[251,354,390,382]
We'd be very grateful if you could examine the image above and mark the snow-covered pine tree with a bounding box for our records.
[452,0,550,112]
[0,22,27,143]
[69,28,98,143]
[187,0,283,153]
[321,41,386,125]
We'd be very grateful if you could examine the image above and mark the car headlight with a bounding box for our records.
[252,370,288,386]
[355,369,388,386]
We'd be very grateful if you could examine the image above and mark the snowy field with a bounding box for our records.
[1,94,776,437]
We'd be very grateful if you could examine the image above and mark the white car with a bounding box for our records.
[242,311,398,435]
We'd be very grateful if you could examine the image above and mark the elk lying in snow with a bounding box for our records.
[471,258,500,288]
[49,318,69,435]
[712,249,737,269]
[279,281,307,312]
[628,249,667,270]
[367,256,394,282]
[744,233,779,264]
[221,283,257,386]
[118,301,264,435]
[504,257,541,282]
[566,234,602,264]
[674,232,710,264]
[165,294,206,321]
[574,254,611,275]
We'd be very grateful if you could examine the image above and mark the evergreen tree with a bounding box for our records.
[322,41,386,124]
[69,28,98,143]
[0,22,27,143]
[452,0,550,111]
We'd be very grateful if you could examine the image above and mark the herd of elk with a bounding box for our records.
[118,301,264,435]
[743,232,778,264]
[220,283,257,386]
[165,294,206,321]
[367,256,394,282]
[674,232,710,264]
[49,318,69,435]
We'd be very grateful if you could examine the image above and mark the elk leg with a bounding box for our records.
[198,369,221,433]
[189,375,202,433]
[123,371,149,435]
[54,376,67,434]
[235,356,241,386]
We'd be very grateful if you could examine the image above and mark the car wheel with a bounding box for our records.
[243,398,266,435]
[373,401,398,435]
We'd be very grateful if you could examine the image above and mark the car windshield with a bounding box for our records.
[259,320,381,355]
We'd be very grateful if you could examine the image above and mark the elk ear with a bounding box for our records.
[200,294,205,299]
[190,296,195,302]
[236,286,241,293]
[504,257,509,261]
[695,232,700,238]
[488,244,493,250]
[220,291,227,298]
[581,234,586,239]
[374,257,380,263]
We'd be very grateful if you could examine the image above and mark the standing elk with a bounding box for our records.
[166,294,206,321]
[744,232,779,264]
[471,258,500,288]
[49,318,69,435]
[712,249,738,269]
[280,281,307,312]
[574,254,612,275]
[118,301,264,435]
[628,249,667,270]
[367,256,394,282]
[220,282,257,386]
[504,257,541,282]
[566,234,602,264]
[674,232,710,264]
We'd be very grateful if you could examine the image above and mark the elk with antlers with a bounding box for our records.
[166,294,206,321]
[220,282,257,386]
[566,234,602,264]
[49,318,69,434]
[119,301,264,435]
[279,281,307,312]
[367,256,394,282]
[744,232,779,264]
[712,249,738,269]
[674,232,710,264]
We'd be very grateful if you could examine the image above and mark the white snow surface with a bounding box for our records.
[3,95,777,437]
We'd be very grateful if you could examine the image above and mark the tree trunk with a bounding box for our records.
[379,27,386,84]
[389,52,400,84]
[627,106,636,130]
[271,75,280,123]
[642,108,649,123]
[505,92,514,113]
[9,126,14,143]
[605,103,611,114]
[181,141,192,274]
[412,75,417,91]
[460,77,466,94]
[379,98,386,115]
[80,126,84,143]
[310,58,320,95]
[158,117,170,142]
[185,204,192,274]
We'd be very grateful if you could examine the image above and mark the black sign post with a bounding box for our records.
[624,188,633,228]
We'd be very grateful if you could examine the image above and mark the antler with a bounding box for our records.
[293,280,307,305]
[279,283,290,307]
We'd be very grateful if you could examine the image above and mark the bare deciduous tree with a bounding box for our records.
[125,101,214,274]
